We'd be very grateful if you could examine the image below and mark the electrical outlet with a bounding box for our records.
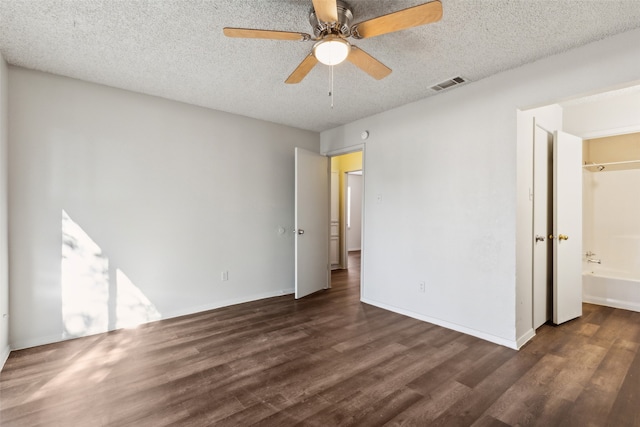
[221,271,229,281]
[419,281,426,293]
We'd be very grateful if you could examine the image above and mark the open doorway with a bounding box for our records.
[516,83,640,347]
[329,151,363,292]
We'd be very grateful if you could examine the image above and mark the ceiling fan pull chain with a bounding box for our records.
[330,64,334,109]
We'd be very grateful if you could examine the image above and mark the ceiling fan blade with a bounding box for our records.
[223,27,310,41]
[312,0,338,23]
[285,53,319,84]
[347,46,392,80]
[351,1,443,39]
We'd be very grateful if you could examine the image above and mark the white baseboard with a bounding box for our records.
[0,344,10,371]
[161,288,295,320]
[361,298,519,350]
[11,288,296,351]
[583,295,640,313]
[516,328,536,349]
[11,333,67,351]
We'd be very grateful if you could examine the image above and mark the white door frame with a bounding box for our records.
[532,122,553,329]
[325,145,365,297]
[515,105,563,348]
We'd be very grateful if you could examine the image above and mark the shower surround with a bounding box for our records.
[582,167,640,312]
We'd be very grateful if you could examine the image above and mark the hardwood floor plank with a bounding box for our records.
[605,343,640,427]
[331,318,432,353]
[471,415,512,427]
[251,394,333,426]
[455,346,517,388]
[429,352,542,426]
[546,343,608,402]
[407,341,507,396]
[530,395,574,427]
[484,353,565,425]
[559,338,637,426]
[386,380,472,425]
[345,386,424,426]
[319,338,468,412]
[592,309,639,344]
[213,401,278,427]
[276,342,410,402]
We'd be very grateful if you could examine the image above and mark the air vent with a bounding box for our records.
[430,76,468,92]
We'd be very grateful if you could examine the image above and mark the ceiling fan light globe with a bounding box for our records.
[313,37,350,66]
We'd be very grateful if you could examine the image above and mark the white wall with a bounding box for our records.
[321,28,640,348]
[563,88,640,138]
[0,53,9,367]
[8,67,319,349]
[346,174,362,251]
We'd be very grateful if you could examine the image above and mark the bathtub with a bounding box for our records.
[582,267,640,312]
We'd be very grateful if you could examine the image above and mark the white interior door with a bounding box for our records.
[533,124,553,329]
[295,147,329,299]
[553,131,583,324]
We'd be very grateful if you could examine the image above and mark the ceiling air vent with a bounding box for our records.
[430,76,467,92]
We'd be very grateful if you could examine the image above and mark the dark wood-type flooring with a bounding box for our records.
[1,251,639,426]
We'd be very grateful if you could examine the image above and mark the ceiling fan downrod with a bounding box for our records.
[309,0,353,39]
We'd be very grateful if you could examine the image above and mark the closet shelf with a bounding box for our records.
[583,160,640,168]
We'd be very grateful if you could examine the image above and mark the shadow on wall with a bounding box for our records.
[61,210,160,339]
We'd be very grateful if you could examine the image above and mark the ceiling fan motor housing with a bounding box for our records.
[309,0,353,38]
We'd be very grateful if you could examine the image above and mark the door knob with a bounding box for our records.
[297,229,305,235]
[548,234,554,240]
[535,235,545,242]
[559,234,569,241]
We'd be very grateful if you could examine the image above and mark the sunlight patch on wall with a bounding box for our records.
[61,210,161,339]
[61,210,109,338]
[116,269,160,329]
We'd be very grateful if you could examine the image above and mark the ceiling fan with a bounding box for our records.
[223,0,443,84]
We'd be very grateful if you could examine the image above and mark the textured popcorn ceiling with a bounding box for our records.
[1,0,640,132]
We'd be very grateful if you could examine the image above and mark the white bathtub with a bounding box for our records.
[583,267,640,312]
